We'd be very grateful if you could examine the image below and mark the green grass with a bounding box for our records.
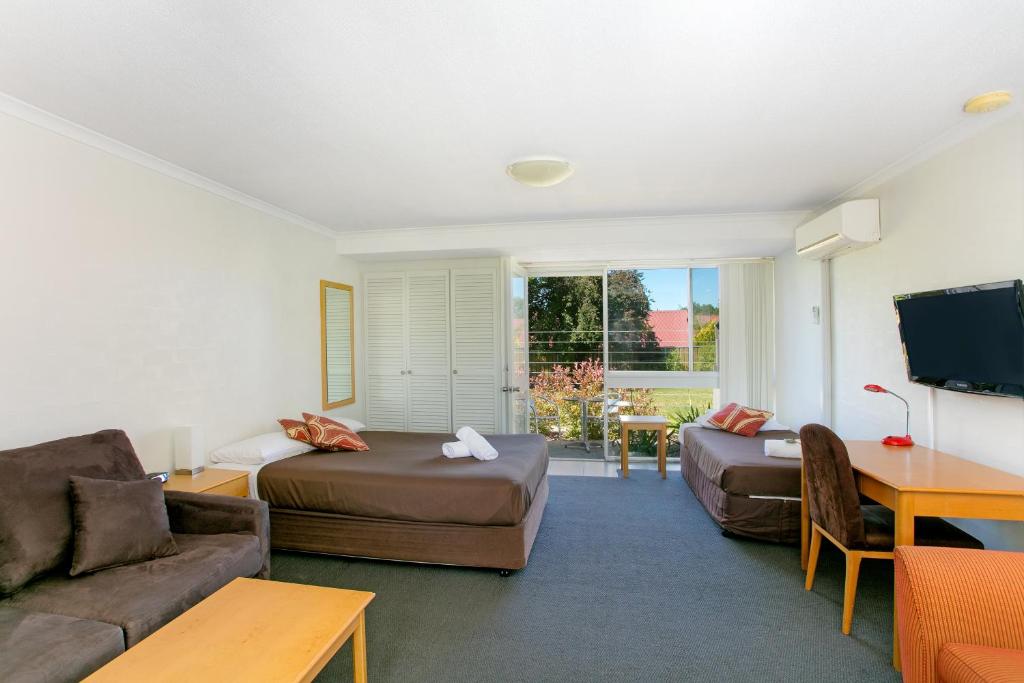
[650,387,714,415]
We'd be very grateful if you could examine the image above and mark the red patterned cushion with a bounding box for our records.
[278,418,313,445]
[707,402,774,437]
[302,413,369,452]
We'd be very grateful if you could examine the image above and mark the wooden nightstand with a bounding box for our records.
[164,468,249,498]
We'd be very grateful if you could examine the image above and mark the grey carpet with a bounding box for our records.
[272,471,901,682]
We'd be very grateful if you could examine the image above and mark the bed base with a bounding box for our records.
[269,477,549,570]
[681,452,800,544]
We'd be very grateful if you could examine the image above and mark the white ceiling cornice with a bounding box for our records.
[336,211,809,261]
[0,92,339,239]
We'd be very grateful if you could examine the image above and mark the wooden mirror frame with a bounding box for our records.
[320,280,355,409]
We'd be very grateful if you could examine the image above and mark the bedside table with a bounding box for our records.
[164,468,249,498]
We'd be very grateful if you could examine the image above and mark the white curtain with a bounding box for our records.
[719,262,775,410]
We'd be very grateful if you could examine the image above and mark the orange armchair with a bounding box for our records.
[895,546,1024,683]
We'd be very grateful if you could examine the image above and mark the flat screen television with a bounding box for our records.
[893,279,1024,399]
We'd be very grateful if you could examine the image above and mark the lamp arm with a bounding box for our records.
[887,390,911,435]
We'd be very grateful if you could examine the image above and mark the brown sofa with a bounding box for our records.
[0,430,270,682]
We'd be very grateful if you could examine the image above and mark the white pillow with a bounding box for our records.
[695,409,791,433]
[320,415,367,433]
[209,431,315,466]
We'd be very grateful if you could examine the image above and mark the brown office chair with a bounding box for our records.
[800,424,983,635]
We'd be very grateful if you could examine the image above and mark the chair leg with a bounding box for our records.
[842,552,863,635]
[804,526,823,591]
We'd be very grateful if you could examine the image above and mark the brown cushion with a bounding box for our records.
[938,643,1024,683]
[0,606,125,683]
[4,533,261,647]
[69,476,179,576]
[861,505,984,551]
[0,430,145,595]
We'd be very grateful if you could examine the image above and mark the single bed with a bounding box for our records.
[258,431,550,571]
[681,425,802,543]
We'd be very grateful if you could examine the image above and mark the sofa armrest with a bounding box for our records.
[164,490,271,579]
[895,546,1024,683]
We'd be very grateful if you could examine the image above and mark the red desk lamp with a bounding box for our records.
[863,384,914,447]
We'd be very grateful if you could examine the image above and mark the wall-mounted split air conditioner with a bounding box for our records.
[795,199,880,260]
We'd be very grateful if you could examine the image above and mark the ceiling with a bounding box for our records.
[1,1,1022,235]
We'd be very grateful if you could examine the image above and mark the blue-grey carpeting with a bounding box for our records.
[272,471,901,682]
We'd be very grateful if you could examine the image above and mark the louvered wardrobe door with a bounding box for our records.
[450,268,500,433]
[364,273,408,430]
[405,271,452,432]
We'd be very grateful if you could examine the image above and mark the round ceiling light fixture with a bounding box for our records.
[963,90,1013,114]
[506,158,574,187]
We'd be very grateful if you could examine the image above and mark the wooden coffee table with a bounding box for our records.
[84,578,375,683]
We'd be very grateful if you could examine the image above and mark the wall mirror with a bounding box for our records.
[321,280,355,409]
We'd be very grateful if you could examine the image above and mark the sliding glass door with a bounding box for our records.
[522,265,720,461]
[526,273,607,458]
[605,267,719,460]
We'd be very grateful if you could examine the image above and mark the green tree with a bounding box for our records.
[607,270,664,371]
[527,271,664,374]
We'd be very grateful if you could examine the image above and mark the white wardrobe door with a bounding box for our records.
[365,274,407,430]
[451,268,500,433]
[406,271,452,432]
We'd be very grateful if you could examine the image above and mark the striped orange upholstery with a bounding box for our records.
[937,643,1024,683]
[895,546,1024,683]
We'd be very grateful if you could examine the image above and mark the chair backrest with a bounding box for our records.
[799,424,866,549]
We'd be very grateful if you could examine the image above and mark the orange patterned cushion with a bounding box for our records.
[278,418,313,445]
[707,402,773,437]
[302,413,369,452]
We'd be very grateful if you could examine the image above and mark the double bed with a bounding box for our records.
[257,431,550,571]
[681,425,802,543]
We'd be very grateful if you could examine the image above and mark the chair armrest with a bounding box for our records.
[164,490,271,579]
[895,546,1024,683]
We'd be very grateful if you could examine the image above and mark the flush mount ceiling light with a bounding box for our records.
[506,158,574,187]
[963,91,1013,114]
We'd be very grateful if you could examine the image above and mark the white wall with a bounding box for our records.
[0,111,362,471]
[774,249,826,428]
[777,114,1024,548]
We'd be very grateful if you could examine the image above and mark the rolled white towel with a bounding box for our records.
[455,426,499,461]
[764,438,802,459]
[442,441,472,458]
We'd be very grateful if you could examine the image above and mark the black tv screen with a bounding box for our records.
[894,279,1024,399]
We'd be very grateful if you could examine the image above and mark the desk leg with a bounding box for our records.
[800,458,809,570]
[620,426,629,478]
[892,493,915,671]
[353,610,367,683]
[657,427,667,479]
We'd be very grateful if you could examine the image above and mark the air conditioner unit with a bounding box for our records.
[795,199,880,260]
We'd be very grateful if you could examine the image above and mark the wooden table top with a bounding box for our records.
[845,440,1024,495]
[164,467,248,493]
[85,578,375,682]
[619,414,667,425]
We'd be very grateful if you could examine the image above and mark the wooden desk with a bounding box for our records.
[619,415,668,479]
[164,468,249,497]
[84,578,375,683]
[799,441,1024,669]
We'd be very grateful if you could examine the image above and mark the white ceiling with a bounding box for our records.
[1,1,1022,235]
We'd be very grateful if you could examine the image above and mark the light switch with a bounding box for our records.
[811,305,821,325]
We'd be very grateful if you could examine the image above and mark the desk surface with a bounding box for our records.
[845,441,1024,495]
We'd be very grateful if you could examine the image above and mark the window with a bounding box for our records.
[607,267,719,374]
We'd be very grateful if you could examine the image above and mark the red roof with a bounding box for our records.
[647,310,689,348]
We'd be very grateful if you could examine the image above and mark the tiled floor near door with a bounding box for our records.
[547,459,681,477]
